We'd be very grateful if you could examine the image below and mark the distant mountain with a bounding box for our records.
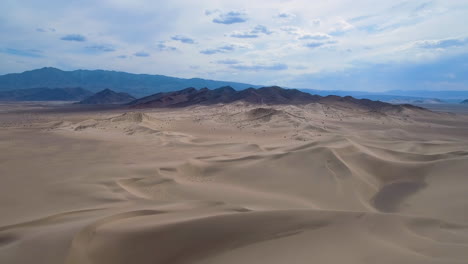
[386,90,468,101]
[78,89,136,104]
[390,98,444,104]
[0,67,260,97]
[461,99,468,104]
[0,87,92,101]
[300,89,466,104]
[129,86,423,113]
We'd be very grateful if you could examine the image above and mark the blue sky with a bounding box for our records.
[1,0,468,91]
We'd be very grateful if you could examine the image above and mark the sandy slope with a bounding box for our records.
[1,103,468,264]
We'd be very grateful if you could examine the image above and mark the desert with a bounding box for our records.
[1,93,468,263]
[2,1,468,263]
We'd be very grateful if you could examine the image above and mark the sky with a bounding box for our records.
[1,0,468,91]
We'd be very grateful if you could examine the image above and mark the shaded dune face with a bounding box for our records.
[245,107,280,120]
[66,211,468,264]
[372,181,427,212]
[66,210,331,264]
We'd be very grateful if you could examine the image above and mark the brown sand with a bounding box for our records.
[1,102,468,264]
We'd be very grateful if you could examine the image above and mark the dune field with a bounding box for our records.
[1,102,468,264]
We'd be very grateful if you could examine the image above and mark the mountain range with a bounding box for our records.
[129,86,318,107]
[1,67,468,103]
[0,67,259,97]
[129,86,423,113]
[0,87,92,101]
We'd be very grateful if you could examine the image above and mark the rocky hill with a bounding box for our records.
[129,86,424,113]
[78,89,135,104]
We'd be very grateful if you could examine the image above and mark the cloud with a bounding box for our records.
[156,42,177,51]
[204,9,220,16]
[304,42,326,48]
[215,59,241,65]
[211,11,248,24]
[230,32,258,38]
[354,2,440,34]
[289,53,468,91]
[171,35,196,44]
[230,63,288,71]
[0,48,42,58]
[200,44,249,55]
[349,15,374,23]
[60,34,86,42]
[134,51,150,57]
[299,33,331,40]
[85,45,116,52]
[36,28,55,33]
[200,49,219,55]
[294,65,308,70]
[276,12,296,21]
[200,45,234,54]
[412,2,433,16]
[282,27,332,43]
[230,25,272,39]
[117,55,127,59]
[329,19,354,35]
[251,25,272,35]
[312,19,321,26]
[413,37,468,49]
[304,40,337,49]
[280,26,305,35]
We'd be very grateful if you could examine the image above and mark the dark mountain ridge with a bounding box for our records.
[129,86,424,113]
[77,89,135,104]
[129,86,319,107]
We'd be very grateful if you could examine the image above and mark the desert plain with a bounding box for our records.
[1,101,468,264]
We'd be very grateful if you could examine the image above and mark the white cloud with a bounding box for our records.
[299,33,331,40]
[208,10,248,24]
[413,37,468,49]
[200,43,251,55]
[229,25,272,38]
[330,19,354,35]
[276,12,296,21]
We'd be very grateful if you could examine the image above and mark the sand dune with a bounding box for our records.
[65,209,468,264]
[1,102,468,263]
